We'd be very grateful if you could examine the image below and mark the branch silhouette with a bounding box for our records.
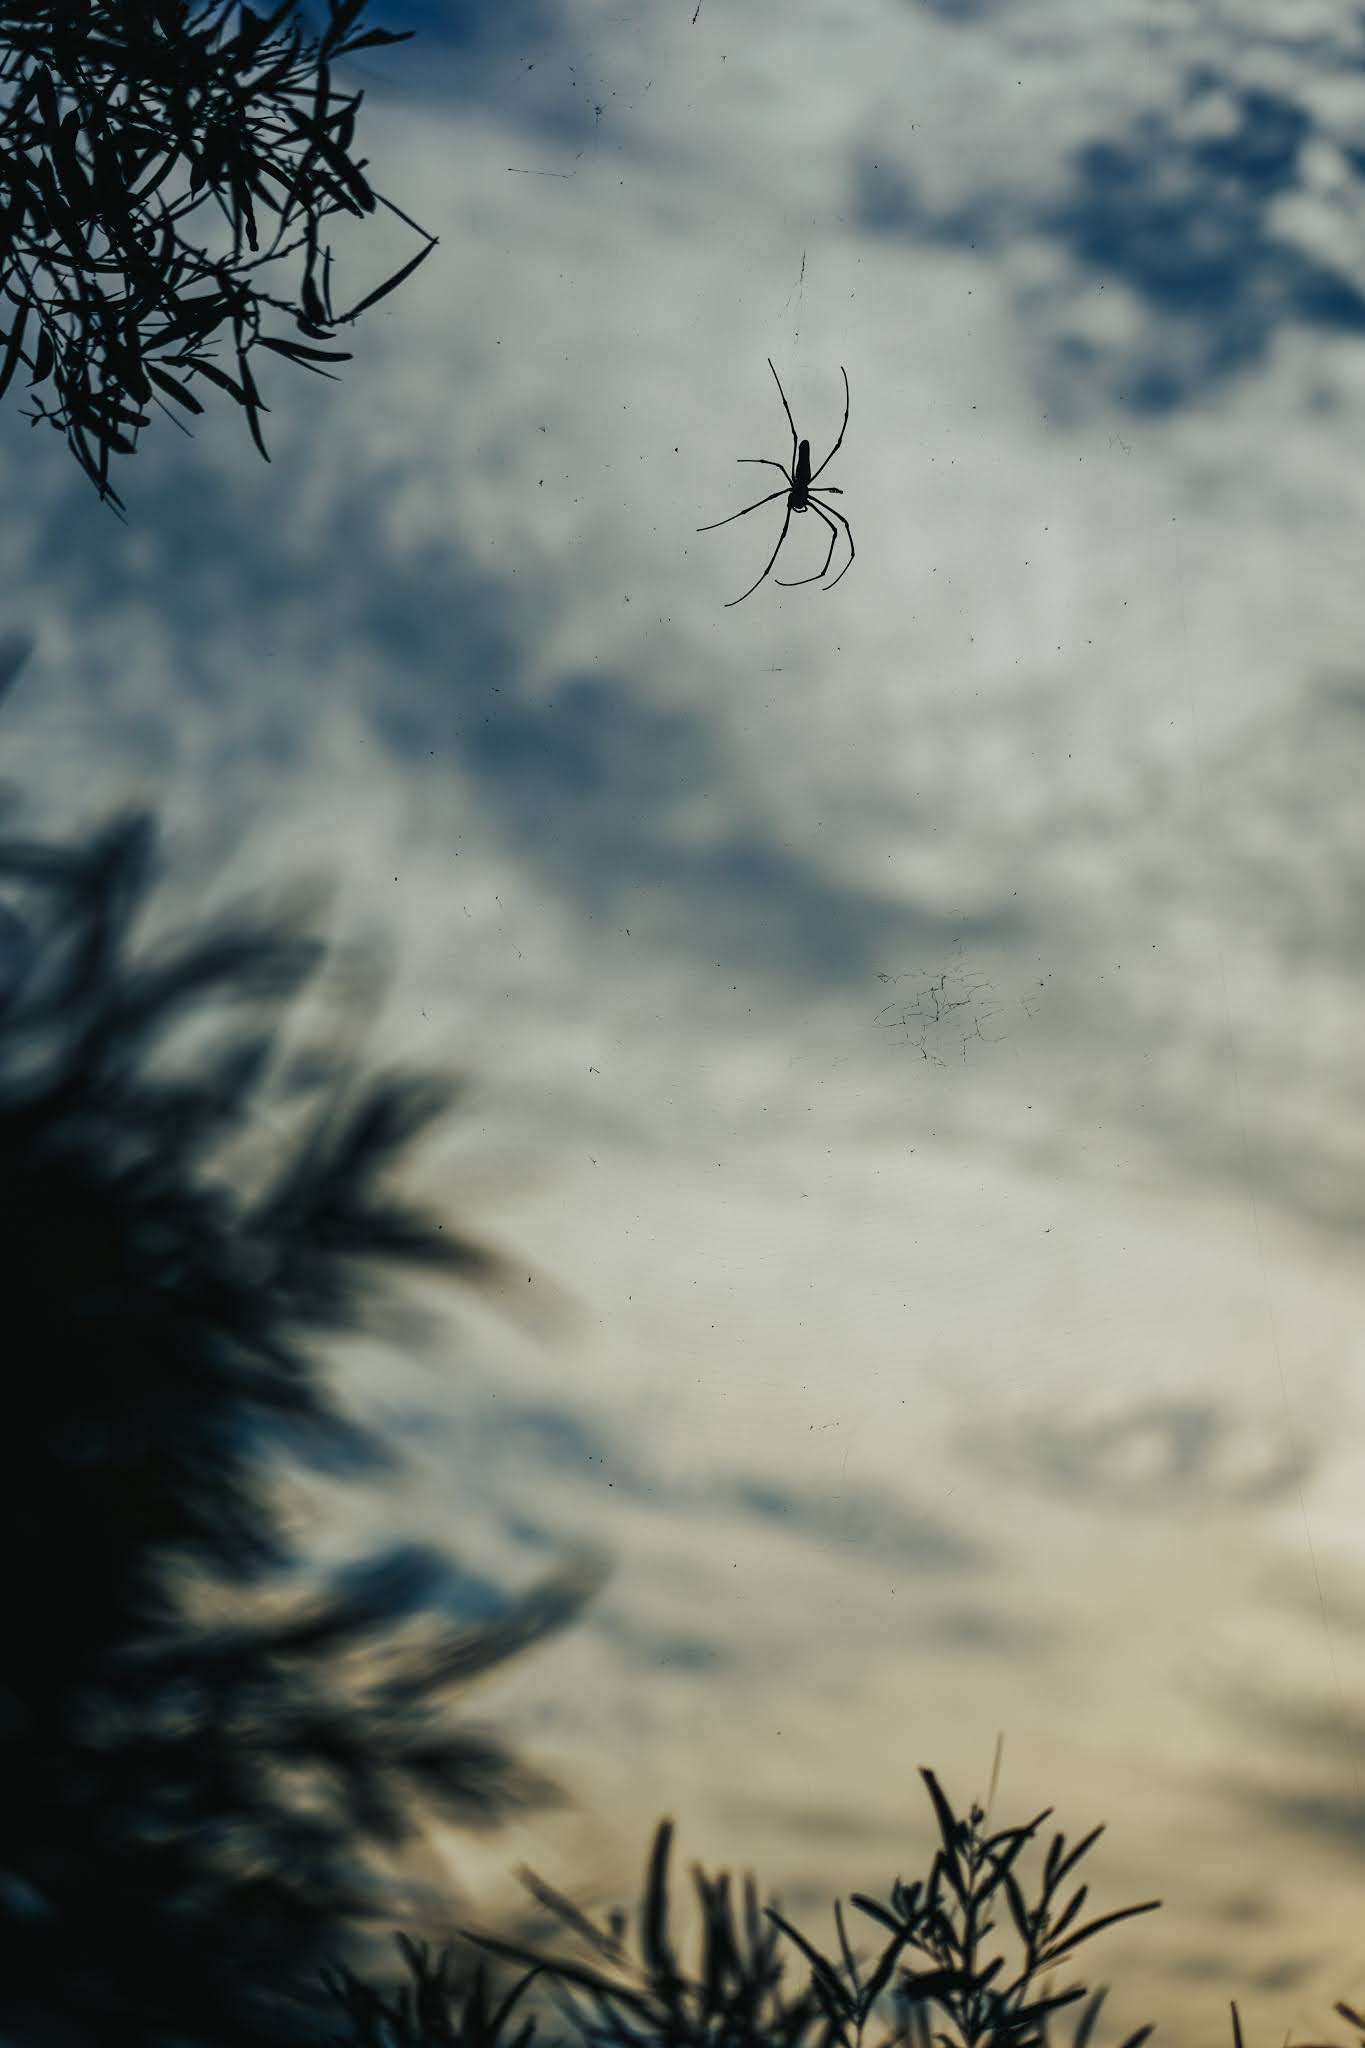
[0,807,609,2048]
[0,0,437,512]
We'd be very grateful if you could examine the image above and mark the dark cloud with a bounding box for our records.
[458,671,1023,988]
[1192,1680,1365,1880]
[1045,81,1365,411]
[1259,1565,1365,1643]
[592,1611,729,1676]
[1213,1778,1365,1872]
[1213,1891,1276,1927]
[462,1397,655,1498]
[1101,676,1365,1243]
[1218,1693,1365,1776]
[917,1605,1060,1655]
[1243,1953,1323,1996]
[375,1393,988,1588]
[958,1397,1308,1514]
[0,632,32,707]
[851,149,1009,253]
[729,1477,984,1572]
[1163,1948,1319,1996]
[854,64,1365,414]
[905,0,1001,19]
[852,157,924,240]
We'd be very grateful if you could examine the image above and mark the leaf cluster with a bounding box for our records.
[0,0,436,510]
[327,1769,1365,2048]
[0,806,608,2048]
[328,1769,1163,2048]
[320,1933,555,2048]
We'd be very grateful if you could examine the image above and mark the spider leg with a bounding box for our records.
[775,502,839,588]
[808,491,855,588]
[807,367,849,485]
[697,486,788,533]
[737,459,793,478]
[725,503,792,607]
[767,358,799,471]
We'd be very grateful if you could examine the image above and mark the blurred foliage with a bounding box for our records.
[0,806,609,2048]
[0,0,436,511]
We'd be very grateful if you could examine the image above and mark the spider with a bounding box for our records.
[697,358,854,607]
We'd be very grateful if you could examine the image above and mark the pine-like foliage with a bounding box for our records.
[0,808,606,2048]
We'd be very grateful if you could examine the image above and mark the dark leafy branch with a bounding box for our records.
[435,1770,1161,2048]
[0,0,437,511]
[0,806,610,2048]
[389,1769,1365,2048]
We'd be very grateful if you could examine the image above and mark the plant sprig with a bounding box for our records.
[752,1766,1157,2048]
[0,0,437,511]
[325,1760,1365,2048]
[360,1767,1163,2048]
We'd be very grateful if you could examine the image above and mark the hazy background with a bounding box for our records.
[7,0,1365,2039]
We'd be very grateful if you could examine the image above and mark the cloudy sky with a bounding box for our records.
[9,0,1365,2039]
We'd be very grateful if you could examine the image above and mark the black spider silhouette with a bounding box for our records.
[697,358,854,607]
